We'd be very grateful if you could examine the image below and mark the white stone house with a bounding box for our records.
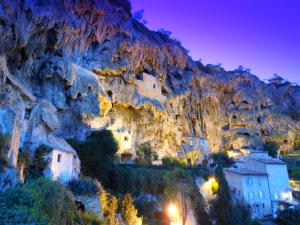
[225,153,296,218]
[224,167,272,218]
[43,137,80,183]
[244,157,294,212]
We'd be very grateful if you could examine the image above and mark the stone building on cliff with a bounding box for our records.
[134,73,166,103]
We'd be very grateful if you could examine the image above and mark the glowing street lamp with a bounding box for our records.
[168,203,178,218]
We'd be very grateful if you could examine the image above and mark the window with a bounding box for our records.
[257,178,262,186]
[258,191,264,199]
[248,191,254,200]
[153,84,156,89]
[124,136,128,141]
[246,177,253,186]
[57,154,62,163]
[274,192,278,200]
[262,203,265,208]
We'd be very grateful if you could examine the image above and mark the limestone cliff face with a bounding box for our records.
[0,0,299,158]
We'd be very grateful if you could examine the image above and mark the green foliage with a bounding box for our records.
[80,212,104,225]
[161,155,189,167]
[114,165,137,194]
[232,202,252,225]
[107,196,119,225]
[275,209,300,225]
[210,167,234,225]
[264,141,278,158]
[290,166,300,180]
[190,182,212,225]
[294,135,300,150]
[210,152,234,168]
[0,178,83,225]
[100,189,120,225]
[68,177,101,196]
[68,130,118,188]
[25,145,51,180]
[134,199,159,225]
[121,193,140,225]
[135,142,158,165]
[0,132,9,169]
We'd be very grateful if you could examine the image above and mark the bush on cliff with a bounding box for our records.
[68,130,118,189]
[68,176,101,196]
[0,178,103,225]
[0,132,9,169]
[135,142,158,165]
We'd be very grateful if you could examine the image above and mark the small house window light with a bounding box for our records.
[57,154,62,163]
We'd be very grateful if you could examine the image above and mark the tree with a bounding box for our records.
[121,193,140,225]
[275,208,300,225]
[190,184,212,225]
[164,168,193,225]
[25,145,51,180]
[210,152,234,168]
[68,130,118,188]
[0,178,101,225]
[264,141,278,158]
[107,196,119,225]
[135,142,158,165]
[209,167,234,225]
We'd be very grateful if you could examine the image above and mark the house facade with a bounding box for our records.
[225,153,295,218]
[224,167,272,218]
[43,137,80,183]
[134,73,166,103]
[244,157,294,212]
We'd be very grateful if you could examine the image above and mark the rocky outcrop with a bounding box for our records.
[0,0,299,160]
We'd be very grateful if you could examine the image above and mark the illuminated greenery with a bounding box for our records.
[135,142,158,165]
[121,193,140,225]
[0,178,103,225]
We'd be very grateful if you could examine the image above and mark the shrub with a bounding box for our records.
[264,141,278,158]
[135,142,158,165]
[25,145,51,180]
[275,208,300,225]
[68,177,101,196]
[294,136,300,150]
[161,155,189,167]
[68,130,118,189]
[209,167,234,225]
[210,152,234,168]
[0,178,83,225]
[121,193,140,225]
[134,199,159,225]
[79,211,104,225]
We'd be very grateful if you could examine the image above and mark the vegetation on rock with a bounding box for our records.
[0,132,9,169]
[68,130,118,188]
[68,177,101,196]
[0,178,102,225]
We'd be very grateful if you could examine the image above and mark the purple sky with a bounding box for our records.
[131,0,300,82]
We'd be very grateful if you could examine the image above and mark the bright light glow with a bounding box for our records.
[203,177,219,194]
[168,203,178,218]
[171,222,181,225]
